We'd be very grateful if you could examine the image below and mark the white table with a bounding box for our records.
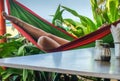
[0,48,120,80]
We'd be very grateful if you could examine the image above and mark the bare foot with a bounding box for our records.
[2,11,10,20]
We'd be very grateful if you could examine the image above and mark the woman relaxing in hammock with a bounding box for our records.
[2,12,70,51]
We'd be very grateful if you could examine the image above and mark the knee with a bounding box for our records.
[37,36,60,51]
[37,36,48,46]
[37,36,49,51]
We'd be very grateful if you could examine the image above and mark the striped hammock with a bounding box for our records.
[6,0,120,52]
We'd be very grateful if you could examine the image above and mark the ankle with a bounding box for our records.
[2,12,10,20]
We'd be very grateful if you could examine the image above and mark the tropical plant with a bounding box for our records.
[0,34,99,81]
[0,34,44,81]
[52,5,97,37]
[52,0,120,37]
[1,0,120,81]
[90,0,120,25]
[0,34,86,81]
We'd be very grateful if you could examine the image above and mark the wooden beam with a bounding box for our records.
[0,0,6,43]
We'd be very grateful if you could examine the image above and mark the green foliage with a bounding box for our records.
[0,35,85,81]
[52,5,97,37]
[61,6,97,31]
[52,5,64,25]
[106,0,119,22]
[1,0,120,81]
[90,0,120,24]
[0,34,45,81]
[0,33,11,39]
[0,35,98,81]
[52,0,120,37]
[90,0,104,27]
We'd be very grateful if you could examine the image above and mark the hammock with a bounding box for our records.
[6,0,120,52]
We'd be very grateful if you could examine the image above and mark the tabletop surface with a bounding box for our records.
[0,48,120,79]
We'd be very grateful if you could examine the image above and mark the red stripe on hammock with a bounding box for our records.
[11,0,77,39]
[50,19,120,52]
[6,0,120,52]
[6,0,42,50]
[12,23,46,52]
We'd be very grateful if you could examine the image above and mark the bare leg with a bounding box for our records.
[2,12,48,39]
[37,36,61,51]
[2,12,70,46]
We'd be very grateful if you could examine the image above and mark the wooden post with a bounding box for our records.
[0,0,6,43]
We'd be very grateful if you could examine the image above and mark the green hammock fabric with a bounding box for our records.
[8,0,76,41]
[6,0,118,52]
